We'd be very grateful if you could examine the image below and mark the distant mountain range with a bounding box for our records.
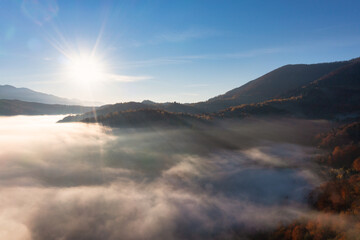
[0,85,100,115]
[0,85,101,105]
[1,57,360,123]
[0,99,93,116]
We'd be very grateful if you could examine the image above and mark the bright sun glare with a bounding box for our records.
[66,54,105,83]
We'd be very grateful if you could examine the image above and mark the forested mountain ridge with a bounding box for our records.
[59,108,210,128]
[215,59,360,120]
[191,59,352,112]
[59,57,360,125]
[58,101,205,122]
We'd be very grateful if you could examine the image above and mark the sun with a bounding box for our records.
[65,54,105,83]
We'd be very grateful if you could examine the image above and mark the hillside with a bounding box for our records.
[217,60,360,120]
[60,108,210,128]
[0,99,93,116]
[59,101,205,122]
[193,60,350,112]
[260,120,360,240]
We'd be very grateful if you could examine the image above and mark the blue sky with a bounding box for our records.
[1,0,360,103]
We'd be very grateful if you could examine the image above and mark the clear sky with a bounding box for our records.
[1,0,360,104]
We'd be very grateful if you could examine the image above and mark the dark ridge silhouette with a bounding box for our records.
[192,60,350,112]
[61,108,210,128]
[0,99,93,115]
[59,101,205,122]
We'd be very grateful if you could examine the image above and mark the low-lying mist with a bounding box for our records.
[0,116,331,240]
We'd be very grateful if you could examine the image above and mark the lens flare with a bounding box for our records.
[65,54,105,83]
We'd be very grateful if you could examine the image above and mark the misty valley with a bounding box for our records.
[0,115,354,239]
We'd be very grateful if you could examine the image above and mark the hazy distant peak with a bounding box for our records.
[0,84,89,106]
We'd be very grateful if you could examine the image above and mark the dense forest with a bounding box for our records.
[250,121,360,240]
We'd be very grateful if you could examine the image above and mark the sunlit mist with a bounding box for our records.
[0,116,332,240]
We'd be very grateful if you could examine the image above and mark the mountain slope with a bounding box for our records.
[0,99,93,116]
[193,60,351,112]
[59,101,205,122]
[0,85,86,105]
[217,60,360,119]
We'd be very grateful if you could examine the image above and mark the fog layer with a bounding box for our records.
[0,116,328,240]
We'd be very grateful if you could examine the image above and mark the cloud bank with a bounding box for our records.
[0,116,329,240]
